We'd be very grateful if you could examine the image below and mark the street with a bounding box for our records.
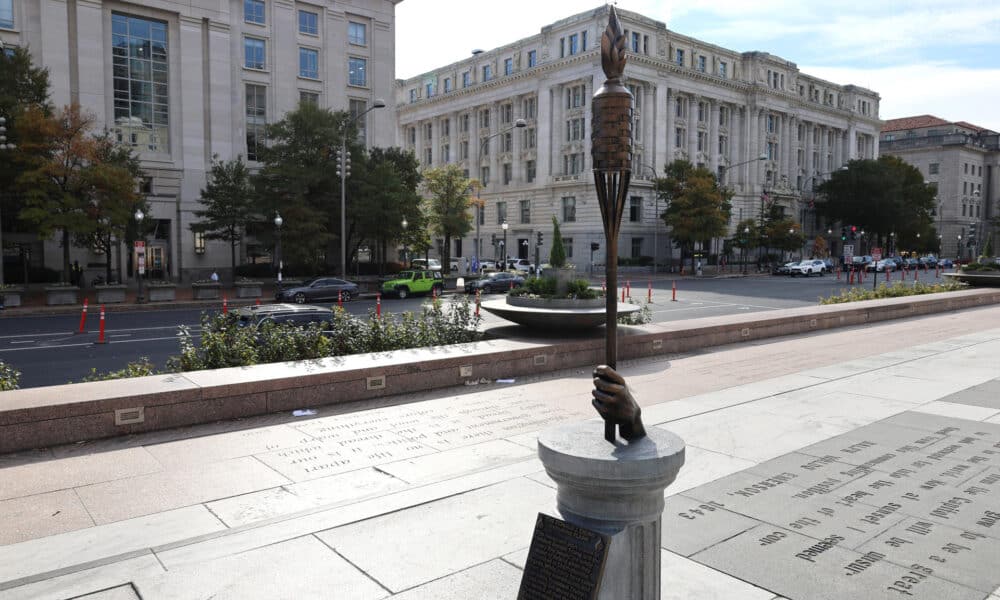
[1,270,951,388]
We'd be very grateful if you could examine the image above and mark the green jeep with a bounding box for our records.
[381,270,444,299]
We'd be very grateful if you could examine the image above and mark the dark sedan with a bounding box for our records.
[464,272,525,294]
[275,277,360,303]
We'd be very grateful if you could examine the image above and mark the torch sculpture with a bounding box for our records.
[591,7,646,443]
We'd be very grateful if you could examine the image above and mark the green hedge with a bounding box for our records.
[0,361,19,391]
[820,281,967,305]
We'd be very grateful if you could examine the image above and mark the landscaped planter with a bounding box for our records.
[147,284,177,302]
[44,286,80,306]
[235,281,263,298]
[506,295,605,309]
[944,272,1000,287]
[95,285,127,304]
[0,287,24,308]
[192,282,222,300]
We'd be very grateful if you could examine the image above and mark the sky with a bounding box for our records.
[396,0,1000,132]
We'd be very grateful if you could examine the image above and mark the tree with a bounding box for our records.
[16,105,103,283]
[812,235,829,258]
[353,147,422,274]
[655,160,732,263]
[766,219,805,259]
[549,216,566,268]
[422,164,473,275]
[74,133,145,283]
[191,156,254,281]
[817,157,935,252]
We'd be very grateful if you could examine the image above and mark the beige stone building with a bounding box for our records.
[1,0,399,281]
[396,5,882,270]
[880,115,999,260]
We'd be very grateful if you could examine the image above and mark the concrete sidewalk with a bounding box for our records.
[2,306,1000,599]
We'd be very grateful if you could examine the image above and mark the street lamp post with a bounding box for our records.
[401,218,408,266]
[501,221,508,269]
[475,119,526,270]
[741,226,750,274]
[134,209,145,303]
[641,164,661,275]
[337,98,386,279]
[274,212,283,288]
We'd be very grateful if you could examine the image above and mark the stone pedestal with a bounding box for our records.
[538,421,685,600]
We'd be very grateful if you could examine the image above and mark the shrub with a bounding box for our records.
[79,358,157,382]
[549,216,567,268]
[0,361,20,391]
[618,297,653,325]
[510,276,598,299]
[820,281,966,305]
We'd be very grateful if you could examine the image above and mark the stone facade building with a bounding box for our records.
[1,0,399,282]
[396,5,882,270]
[880,115,999,260]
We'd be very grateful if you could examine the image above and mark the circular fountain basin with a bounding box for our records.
[480,297,640,329]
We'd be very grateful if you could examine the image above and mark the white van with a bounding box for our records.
[410,258,442,271]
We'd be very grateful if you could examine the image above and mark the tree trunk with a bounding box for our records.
[105,236,113,283]
[443,235,451,275]
[62,229,71,284]
[230,239,237,283]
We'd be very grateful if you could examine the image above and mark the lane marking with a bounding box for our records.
[0,342,94,353]
[9,340,35,344]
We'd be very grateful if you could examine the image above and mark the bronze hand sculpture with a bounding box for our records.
[592,365,646,442]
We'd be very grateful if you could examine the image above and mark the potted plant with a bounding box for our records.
[94,282,127,304]
[147,280,177,302]
[44,283,80,306]
[191,279,222,300]
[234,277,263,298]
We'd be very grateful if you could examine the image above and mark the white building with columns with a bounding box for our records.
[396,5,882,269]
[1,0,399,282]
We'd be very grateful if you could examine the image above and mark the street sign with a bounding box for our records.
[135,241,145,249]
[843,245,854,258]
[872,247,882,261]
[138,255,146,275]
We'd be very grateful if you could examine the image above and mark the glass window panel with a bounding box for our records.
[128,18,150,38]
[348,57,366,86]
[112,15,127,34]
[348,22,366,45]
[112,13,169,152]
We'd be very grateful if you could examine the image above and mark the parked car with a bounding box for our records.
[382,270,444,299]
[464,271,525,294]
[920,256,938,267]
[938,258,954,268]
[791,259,827,277]
[275,277,360,304]
[409,258,442,271]
[507,258,536,274]
[772,262,799,275]
[477,260,498,272]
[867,259,895,272]
[236,303,333,329]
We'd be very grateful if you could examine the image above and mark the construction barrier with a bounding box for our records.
[671,280,677,302]
[222,296,228,314]
[338,290,343,308]
[647,280,652,303]
[376,293,381,317]
[77,298,89,334]
[96,305,107,344]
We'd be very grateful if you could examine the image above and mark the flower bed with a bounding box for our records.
[191,281,221,300]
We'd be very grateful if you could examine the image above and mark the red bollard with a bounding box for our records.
[621,287,625,302]
[77,298,89,334]
[901,267,906,281]
[222,296,228,314]
[647,280,652,303]
[509,279,514,291]
[255,298,261,306]
[96,305,107,344]
[885,268,890,283]
[338,290,343,307]
[475,290,481,316]
[376,292,381,317]
[849,269,855,284]
[914,267,919,282]
[626,280,631,298]
[836,266,841,281]
[671,280,677,302]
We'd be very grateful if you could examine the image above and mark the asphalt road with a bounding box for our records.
[1,269,952,389]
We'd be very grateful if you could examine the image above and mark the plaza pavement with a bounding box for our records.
[1,305,1000,599]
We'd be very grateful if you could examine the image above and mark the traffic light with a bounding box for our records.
[590,242,600,251]
[335,149,351,178]
[840,227,847,241]
[537,232,543,246]
[969,222,977,239]
[850,225,857,241]
[491,233,497,245]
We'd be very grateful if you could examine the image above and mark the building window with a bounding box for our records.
[424,148,432,165]
[564,237,573,258]
[480,166,490,186]
[425,82,434,98]
[964,163,968,174]
[567,85,586,109]
[719,106,729,127]
[441,144,449,162]
[697,131,707,152]
[564,153,584,174]
[566,117,585,141]
[496,201,506,224]
[244,37,265,70]
[482,64,492,81]
[193,230,206,254]
[524,97,536,119]
[298,10,317,35]
[562,197,576,222]
[520,199,530,223]
[631,31,640,53]
[409,89,416,103]
[462,72,470,87]
[675,97,685,118]
[631,237,642,258]
[528,50,537,67]
[524,128,536,149]
[569,33,579,55]
[349,99,369,144]
[629,196,641,222]
[244,0,264,24]
[698,102,706,122]
[962,204,966,217]
[407,127,415,146]
[767,141,778,161]
[675,48,684,66]
[502,163,512,184]
[459,140,468,160]
[440,119,450,137]
[299,91,319,106]
[526,160,536,183]
[348,57,367,86]
[443,77,452,93]
[500,103,513,124]
[718,135,727,155]
[348,22,366,46]
[963,181,968,195]
[675,128,684,147]
[504,58,513,75]
[928,163,939,175]
[479,109,490,129]
[766,114,776,134]
[718,61,727,78]
[502,132,512,152]
[298,48,318,79]
[0,0,13,28]
[112,14,169,153]
[424,122,432,140]
[245,83,266,161]
[697,55,706,72]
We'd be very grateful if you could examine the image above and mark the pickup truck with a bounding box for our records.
[381,270,444,299]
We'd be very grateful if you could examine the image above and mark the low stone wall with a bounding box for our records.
[2,288,999,454]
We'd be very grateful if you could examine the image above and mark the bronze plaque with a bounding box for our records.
[517,513,610,600]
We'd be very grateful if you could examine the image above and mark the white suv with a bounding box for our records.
[508,258,535,274]
[790,259,826,277]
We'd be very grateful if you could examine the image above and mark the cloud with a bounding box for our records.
[804,63,1000,131]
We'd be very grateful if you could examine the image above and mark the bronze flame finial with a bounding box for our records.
[600,6,627,82]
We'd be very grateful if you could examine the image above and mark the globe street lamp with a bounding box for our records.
[338,98,386,279]
[741,226,750,274]
[274,212,283,288]
[401,217,408,267]
[475,119,526,268]
[134,209,145,303]
[501,220,509,269]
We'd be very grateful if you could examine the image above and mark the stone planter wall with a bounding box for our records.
[235,283,262,298]
[1,289,24,308]
[44,286,80,306]
[506,295,605,309]
[148,285,177,302]
[95,286,127,304]
[192,284,221,300]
